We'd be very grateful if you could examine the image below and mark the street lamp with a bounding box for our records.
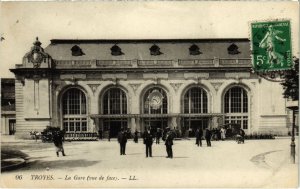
[286,101,298,164]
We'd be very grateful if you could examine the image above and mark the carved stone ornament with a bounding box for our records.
[88,84,101,95]
[129,83,142,94]
[170,83,183,92]
[211,82,223,91]
[24,37,50,68]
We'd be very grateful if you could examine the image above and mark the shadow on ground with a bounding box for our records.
[16,159,100,171]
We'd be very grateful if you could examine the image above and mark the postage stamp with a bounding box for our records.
[250,20,293,72]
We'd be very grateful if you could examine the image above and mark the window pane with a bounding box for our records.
[224,87,249,130]
[62,88,88,132]
[103,88,127,115]
[184,87,207,114]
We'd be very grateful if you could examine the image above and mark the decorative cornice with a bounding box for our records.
[129,83,142,94]
[210,82,223,92]
[170,83,183,92]
[87,84,101,95]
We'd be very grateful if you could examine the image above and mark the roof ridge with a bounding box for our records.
[50,38,250,44]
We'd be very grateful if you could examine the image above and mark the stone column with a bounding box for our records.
[131,117,136,131]
[211,116,219,128]
[136,117,141,132]
[171,116,178,130]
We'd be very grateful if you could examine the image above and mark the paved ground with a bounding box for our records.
[0,136,298,188]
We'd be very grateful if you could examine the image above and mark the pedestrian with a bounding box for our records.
[134,130,139,143]
[143,128,154,157]
[217,128,221,141]
[155,128,161,144]
[52,130,66,157]
[165,127,174,158]
[195,128,199,146]
[108,129,111,142]
[98,129,103,140]
[220,127,226,141]
[205,128,212,147]
[195,128,203,147]
[117,128,127,155]
[239,128,245,143]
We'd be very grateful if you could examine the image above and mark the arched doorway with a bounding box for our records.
[182,87,208,137]
[62,88,87,132]
[223,86,249,134]
[102,87,127,138]
[142,87,168,134]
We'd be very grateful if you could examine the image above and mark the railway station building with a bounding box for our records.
[10,38,291,138]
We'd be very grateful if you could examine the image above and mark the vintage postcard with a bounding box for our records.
[0,1,299,188]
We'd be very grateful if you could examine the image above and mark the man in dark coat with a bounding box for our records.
[143,128,154,157]
[195,128,203,147]
[108,129,111,142]
[134,130,139,143]
[98,129,103,140]
[52,130,66,157]
[117,129,127,155]
[165,128,174,158]
[155,128,161,144]
[205,128,212,147]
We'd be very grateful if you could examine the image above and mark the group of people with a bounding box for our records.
[195,128,212,147]
[195,127,245,147]
[51,126,245,157]
[117,127,174,158]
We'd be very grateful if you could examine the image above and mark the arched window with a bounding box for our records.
[184,87,208,113]
[103,88,127,114]
[144,87,167,114]
[224,87,248,129]
[62,88,87,132]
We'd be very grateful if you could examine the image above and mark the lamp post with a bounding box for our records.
[287,102,298,164]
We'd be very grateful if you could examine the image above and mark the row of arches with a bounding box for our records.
[61,85,249,133]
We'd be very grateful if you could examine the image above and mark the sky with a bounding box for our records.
[0,1,299,78]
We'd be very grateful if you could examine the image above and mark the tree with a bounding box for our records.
[281,57,299,101]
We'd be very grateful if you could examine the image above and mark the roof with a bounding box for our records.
[45,38,251,61]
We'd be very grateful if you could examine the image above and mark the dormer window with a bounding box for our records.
[150,44,162,56]
[111,44,124,56]
[71,45,85,56]
[189,44,201,55]
[227,43,240,55]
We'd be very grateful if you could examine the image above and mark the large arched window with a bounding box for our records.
[144,87,167,114]
[224,86,248,129]
[103,88,127,114]
[184,87,208,114]
[62,88,87,132]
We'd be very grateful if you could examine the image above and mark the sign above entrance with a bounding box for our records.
[148,90,164,110]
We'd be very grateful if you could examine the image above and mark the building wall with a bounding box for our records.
[44,71,288,136]
[11,38,290,138]
[15,79,51,139]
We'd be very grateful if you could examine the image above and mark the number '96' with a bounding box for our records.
[15,175,23,180]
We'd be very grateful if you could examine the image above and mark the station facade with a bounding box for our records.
[10,38,290,138]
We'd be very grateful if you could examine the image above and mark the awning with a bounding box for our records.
[179,113,224,117]
[89,113,224,119]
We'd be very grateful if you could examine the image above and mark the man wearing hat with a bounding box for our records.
[143,127,154,157]
[165,127,174,158]
[117,128,128,155]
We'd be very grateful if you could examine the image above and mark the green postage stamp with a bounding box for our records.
[250,20,292,72]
